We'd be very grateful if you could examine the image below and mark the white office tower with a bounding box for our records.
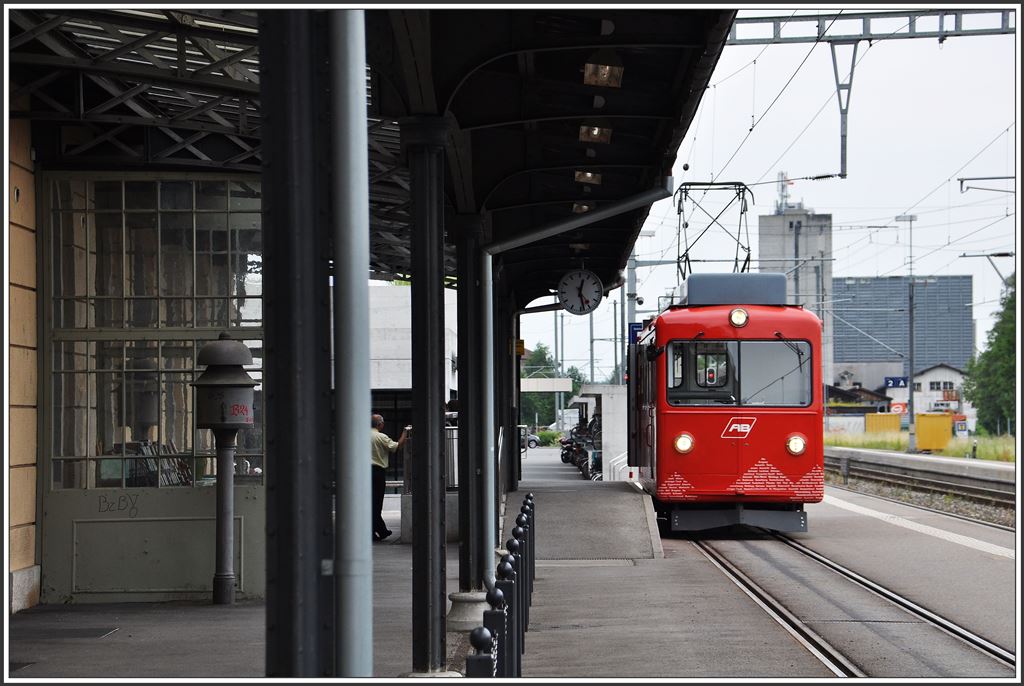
[757,172,834,386]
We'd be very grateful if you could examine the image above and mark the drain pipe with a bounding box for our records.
[479,178,672,587]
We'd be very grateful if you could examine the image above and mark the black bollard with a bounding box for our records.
[517,509,532,601]
[501,549,521,676]
[512,523,528,635]
[525,496,536,594]
[466,627,494,677]
[507,535,525,658]
[496,557,519,677]
[483,586,506,677]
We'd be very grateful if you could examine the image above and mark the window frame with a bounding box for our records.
[665,338,814,408]
[43,173,265,491]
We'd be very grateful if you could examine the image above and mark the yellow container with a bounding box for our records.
[915,413,953,451]
[865,413,901,434]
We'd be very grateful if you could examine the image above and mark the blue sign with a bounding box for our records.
[884,376,909,388]
[629,322,643,344]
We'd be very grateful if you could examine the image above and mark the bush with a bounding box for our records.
[537,430,562,446]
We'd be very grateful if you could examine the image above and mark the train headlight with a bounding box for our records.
[729,308,749,327]
[786,435,807,455]
[674,432,695,454]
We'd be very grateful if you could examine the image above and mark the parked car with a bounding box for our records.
[521,432,540,449]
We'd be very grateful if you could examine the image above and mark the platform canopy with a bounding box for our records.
[9,7,735,308]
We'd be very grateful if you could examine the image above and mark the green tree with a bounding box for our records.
[520,343,557,429]
[963,276,1016,434]
[565,365,586,397]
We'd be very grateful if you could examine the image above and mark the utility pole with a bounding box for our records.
[560,312,565,428]
[896,214,917,452]
[553,302,560,430]
[589,311,595,382]
[619,284,626,384]
[612,299,618,384]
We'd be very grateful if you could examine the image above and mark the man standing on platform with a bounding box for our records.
[370,413,408,541]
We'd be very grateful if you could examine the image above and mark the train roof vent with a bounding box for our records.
[682,273,787,306]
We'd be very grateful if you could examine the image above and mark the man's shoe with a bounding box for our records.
[379,529,393,541]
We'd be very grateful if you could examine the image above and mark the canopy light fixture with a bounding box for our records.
[572,202,592,213]
[579,122,612,144]
[583,48,624,88]
[574,170,602,185]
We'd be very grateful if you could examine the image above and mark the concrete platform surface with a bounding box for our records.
[15,447,1005,679]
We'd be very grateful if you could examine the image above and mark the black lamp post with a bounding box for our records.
[193,333,257,604]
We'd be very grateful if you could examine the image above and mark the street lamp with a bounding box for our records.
[895,214,917,452]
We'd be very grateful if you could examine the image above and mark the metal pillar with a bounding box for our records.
[260,10,334,677]
[480,253,497,587]
[501,295,519,492]
[401,116,449,674]
[330,9,372,677]
[456,218,484,590]
[213,429,237,604]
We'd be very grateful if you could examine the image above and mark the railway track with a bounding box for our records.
[826,483,1015,531]
[692,540,864,677]
[823,454,1015,507]
[693,532,1016,677]
[770,533,1016,669]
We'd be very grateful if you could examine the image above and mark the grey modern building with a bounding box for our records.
[757,174,834,389]
[831,275,974,390]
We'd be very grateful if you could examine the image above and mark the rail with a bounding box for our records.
[823,447,1015,508]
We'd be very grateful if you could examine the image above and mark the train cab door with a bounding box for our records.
[630,340,657,482]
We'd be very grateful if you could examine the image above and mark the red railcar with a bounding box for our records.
[627,273,823,532]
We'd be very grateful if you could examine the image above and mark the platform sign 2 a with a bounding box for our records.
[884,376,909,389]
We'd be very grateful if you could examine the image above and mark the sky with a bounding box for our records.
[519,6,1020,384]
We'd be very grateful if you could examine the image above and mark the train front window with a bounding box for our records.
[666,339,812,407]
[739,341,812,406]
[666,341,738,405]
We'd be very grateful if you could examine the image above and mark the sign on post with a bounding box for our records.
[884,376,909,389]
[628,322,643,344]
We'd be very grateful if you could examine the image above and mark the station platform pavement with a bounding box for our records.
[8,447,838,680]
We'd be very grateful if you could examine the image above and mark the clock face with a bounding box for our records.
[557,269,603,315]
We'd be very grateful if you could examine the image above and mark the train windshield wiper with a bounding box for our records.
[774,331,805,371]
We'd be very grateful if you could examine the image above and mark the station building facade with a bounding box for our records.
[9,108,267,609]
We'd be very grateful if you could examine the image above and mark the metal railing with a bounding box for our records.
[398,425,459,494]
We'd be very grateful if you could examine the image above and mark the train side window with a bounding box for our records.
[668,343,684,388]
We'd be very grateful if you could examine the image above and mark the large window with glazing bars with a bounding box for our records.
[47,176,264,489]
